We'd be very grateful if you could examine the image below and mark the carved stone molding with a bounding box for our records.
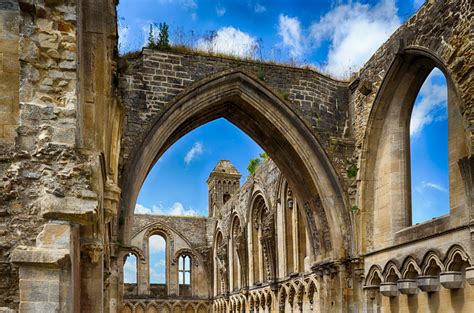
[104,179,121,222]
[82,241,104,264]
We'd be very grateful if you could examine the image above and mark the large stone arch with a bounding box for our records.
[119,70,350,260]
[359,47,471,253]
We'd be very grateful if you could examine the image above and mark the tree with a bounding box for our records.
[157,22,170,50]
[247,152,270,175]
[146,24,156,49]
[247,158,262,175]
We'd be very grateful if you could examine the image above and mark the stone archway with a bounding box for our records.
[359,47,470,253]
[119,70,351,260]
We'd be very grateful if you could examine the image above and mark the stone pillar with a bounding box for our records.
[80,237,104,313]
[0,0,19,144]
[137,258,149,295]
[12,222,80,312]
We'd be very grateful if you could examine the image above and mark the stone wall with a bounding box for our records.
[118,49,352,181]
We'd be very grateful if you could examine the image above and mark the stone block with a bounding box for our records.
[440,271,464,289]
[19,302,59,313]
[19,266,59,281]
[397,279,418,295]
[0,95,13,112]
[417,275,440,292]
[19,280,49,302]
[466,266,474,285]
[380,282,399,297]
[11,246,69,265]
[40,194,98,225]
[36,223,71,249]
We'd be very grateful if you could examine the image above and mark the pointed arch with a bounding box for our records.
[382,261,401,283]
[400,256,421,279]
[119,70,350,259]
[365,265,383,287]
[444,244,471,271]
[421,250,444,275]
[359,47,470,250]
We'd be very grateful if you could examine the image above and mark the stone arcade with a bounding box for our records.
[0,0,472,312]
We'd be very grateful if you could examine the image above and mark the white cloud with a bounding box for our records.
[168,202,198,216]
[423,182,448,192]
[415,181,448,193]
[410,68,447,136]
[216,6,226,16]
[197,27,259,58]
[278,14,304,58]
[254,3,266,13]
[158,0,197,10]
[310,0,401,78]
[184,141,204,165]
[123,254,137,283]
[134,202,198,216]
[149,235,166,252]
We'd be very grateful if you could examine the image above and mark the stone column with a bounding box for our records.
[80,237,104,313]
[12,222,80,312]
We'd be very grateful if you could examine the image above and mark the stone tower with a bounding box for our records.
[207,160,241,217]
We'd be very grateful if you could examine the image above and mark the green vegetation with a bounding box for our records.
[345,160,358,179]
[247,152,269,175]
[146,22,171,50]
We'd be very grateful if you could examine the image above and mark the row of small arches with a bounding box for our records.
[213,278,318,312]
[121,301,208,313]
[366,245,471,285]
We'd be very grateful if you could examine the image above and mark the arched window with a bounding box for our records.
[281,184,308,275]
[231,216,242,291]
[123,253,138,284]
[178,255,192,296]
[214,231,225,296]
[250,196,267,285]
[178,255,191,285]
[149,234,166,284]
[410,68,449,224]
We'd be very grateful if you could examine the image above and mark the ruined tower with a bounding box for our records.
[207,160,241,217]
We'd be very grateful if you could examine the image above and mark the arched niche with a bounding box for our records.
[119,70,350,260]
[359,47,470,251]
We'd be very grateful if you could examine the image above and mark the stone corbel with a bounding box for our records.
[104,179,121,222]
[82,241,104,264]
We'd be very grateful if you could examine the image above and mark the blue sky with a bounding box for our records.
[122,0,450,282]
[118,0,425,78]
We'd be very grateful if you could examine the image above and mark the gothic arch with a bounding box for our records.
[119,70,350,259]
[444,244,471,270]
[359,47,470,252]
[365,265,383,286]
[400,256,421,279]
[420,250,444,275]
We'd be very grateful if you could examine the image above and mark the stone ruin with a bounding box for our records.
[0,0,472,312]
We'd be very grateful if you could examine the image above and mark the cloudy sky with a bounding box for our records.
[121,0,450,283]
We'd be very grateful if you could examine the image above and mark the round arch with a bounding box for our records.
[119,70,350,259]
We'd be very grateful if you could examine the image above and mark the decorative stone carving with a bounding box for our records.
[440,271,464,289]
[103,179,121,222]
[466,267,474,285]
[397,279,418,295]
[82,242,103,264]
[380,282,399,297]
[417,275,440,292]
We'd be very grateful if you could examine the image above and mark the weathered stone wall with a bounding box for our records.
[0,0,121,311]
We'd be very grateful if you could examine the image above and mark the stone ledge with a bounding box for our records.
[40,193,97,225]
[11,246,69,266]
